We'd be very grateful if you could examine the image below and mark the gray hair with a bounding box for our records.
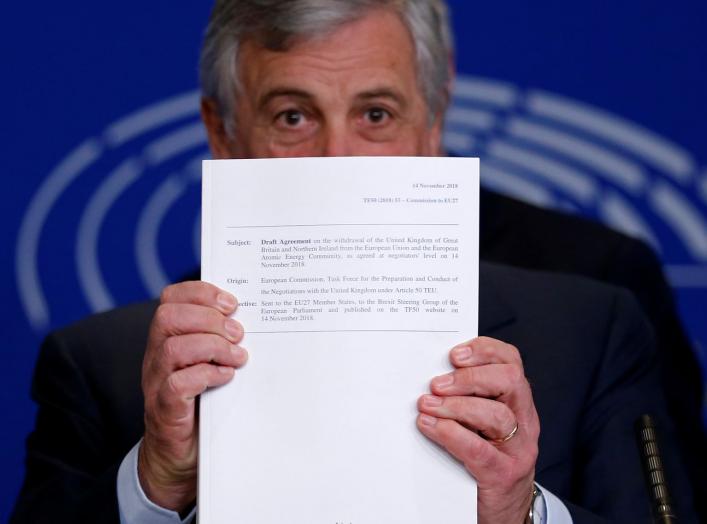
[199,0,454,133]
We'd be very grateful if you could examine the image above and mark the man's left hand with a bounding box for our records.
[417,336,539,524]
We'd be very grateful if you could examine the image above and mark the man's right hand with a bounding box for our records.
[138,281,247,511]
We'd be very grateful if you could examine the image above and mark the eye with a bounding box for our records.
[364,107,391,125]
[276,109,306,128]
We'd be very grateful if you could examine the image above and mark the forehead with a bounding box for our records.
[237,8,422,103]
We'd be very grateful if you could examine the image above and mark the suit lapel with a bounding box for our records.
[479,263,516,336]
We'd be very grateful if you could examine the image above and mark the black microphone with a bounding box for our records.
[635,414,678,523]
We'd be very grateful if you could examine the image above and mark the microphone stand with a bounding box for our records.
[635,414,679,523]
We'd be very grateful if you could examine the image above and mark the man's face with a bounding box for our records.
[202,8,444,158]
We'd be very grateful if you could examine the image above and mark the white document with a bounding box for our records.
[199,156,480,524]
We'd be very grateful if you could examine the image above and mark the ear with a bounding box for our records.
[428,113,444,156]
[200,98,233,159]
[445,51,455,107]
[430,55,456,156]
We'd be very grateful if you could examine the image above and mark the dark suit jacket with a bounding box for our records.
[481,188,706,519]
[10,263,697,523]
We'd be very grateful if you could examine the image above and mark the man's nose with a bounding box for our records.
[321,123,353,157]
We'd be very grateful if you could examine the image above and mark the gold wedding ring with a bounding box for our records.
[491,422,519,444]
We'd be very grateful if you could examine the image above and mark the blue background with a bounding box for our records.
[2,1,705,519]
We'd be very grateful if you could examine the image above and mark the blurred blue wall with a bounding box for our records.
[2,1,705,519]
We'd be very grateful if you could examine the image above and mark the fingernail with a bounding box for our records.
[452,345,472,363]
[419,414,438,427]
[232,345,248,360]
[218,366,234,375]
[422,395,443,407]
[217,293,237,310]
[225,319,241,339]
[432,373,454,389]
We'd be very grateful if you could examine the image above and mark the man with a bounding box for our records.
[11,1,700,523]
[198,0,705,514]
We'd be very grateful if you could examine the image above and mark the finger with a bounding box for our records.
[159,333,248,372]
[160,281,237,315]
[417,414,508,479]
[431,363,526,399]
[449,337,522,368]
[418,394,517,441]
[152,303,244,344]
[156,363,235,420]
[430,364,537,430]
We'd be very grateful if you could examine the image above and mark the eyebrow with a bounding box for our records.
[257,87,407,110]
[257,88,313,110]
[354,88,406,107]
